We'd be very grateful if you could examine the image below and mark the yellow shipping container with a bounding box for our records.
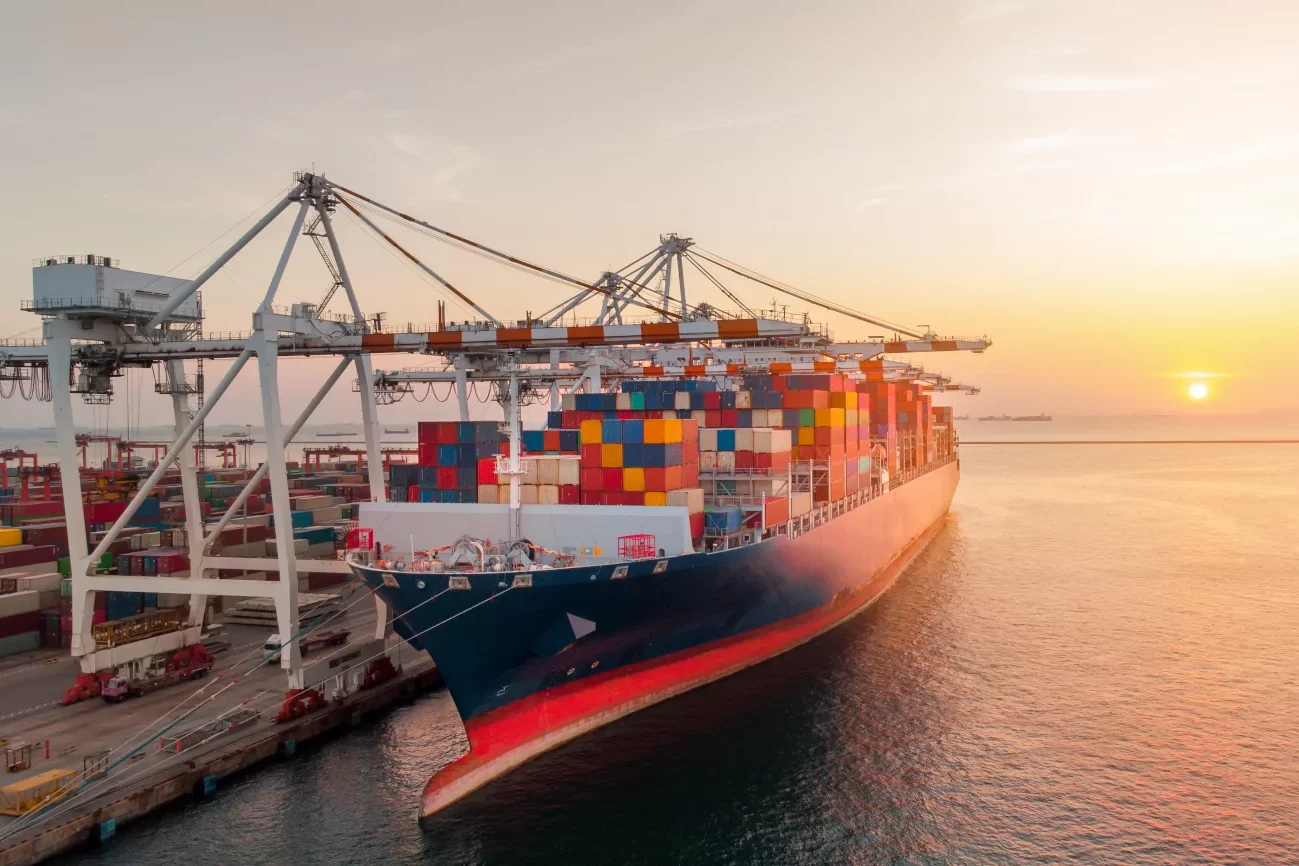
[623,467,646,492]
[829,391,858,410]
[814,408,831,428]
[580,419,603,445]
[644,491,667,506]
[0,527,21,548]
[663,418,683,444]
[798,426,815,446]
[601,444,624,468]
[643,418,666,444]
[830,407,845,428]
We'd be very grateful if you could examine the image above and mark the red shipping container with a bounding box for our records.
[704,392,722,410]
[623,491,645,506]
[680,418,698,442]
[734,450,754,470]
[602,468,623,491]
[617,410,636,420]
[559,484,579,504]
[437,467,458,489]
[580,444,603,467]
[682,441,699,465]
[704,410,723,429]
[689,511,705,538]
[664,466,682,490]
[644,468,666,492]
[477,458,498,485]
[581,468,603,491]
[417,421,438,445]
[407,485,419,502]
[580,491,600,505]
[720,409,739,428]
[683,464,699,488]
[543,430,561,452]
[418,442,437,466]
[763,496,789,527]
[562,411,580,430]
[0,610,41,639]
[755,452,771,470]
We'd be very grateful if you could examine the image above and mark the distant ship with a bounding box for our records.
[316,432,351,437]
[384,428,411,435]
[955,415,970,421]
[977,414,1052,422]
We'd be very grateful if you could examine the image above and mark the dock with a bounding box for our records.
[0,603,443,866]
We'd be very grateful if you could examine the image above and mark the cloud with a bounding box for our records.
[1008,133,1073,154]
[964,0,1040,24]
[854,197,889,211]
[657,106,818,139]
[389,133,483,199]
[1012,75,1154,93]
[1147,136,1299,175]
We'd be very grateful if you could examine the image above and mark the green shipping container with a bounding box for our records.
[0,631,41,658]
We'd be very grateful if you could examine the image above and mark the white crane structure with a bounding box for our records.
[0,170,988,688]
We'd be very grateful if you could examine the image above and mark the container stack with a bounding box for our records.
[486,455,581,505]
[520,428,580,456]
[406,421,505,503]
[576,417,705,537]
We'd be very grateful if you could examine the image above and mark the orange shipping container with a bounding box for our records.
[601,444,623,467]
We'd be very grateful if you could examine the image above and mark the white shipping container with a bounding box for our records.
[538,485,560,505]
[616,393,632,410]
[519,485,538,505]
[700,452,717,471]
[478,484,500,504]
[771,429,793,452]
[557,457,580,486]
[717,451,736,473]
[537,457,560,486]
[498,483,512,503]
[518,458,538,485]
[561,393,577,411]
[674,392,691,411]
[735,428,754,451]
[735,390,751,409]
[0,590,41,618]
[666,487,705,513]
[752,478,790,497]
[791,492,813,517]
[699,428,718,451]
[0,561,57,577]
[15,572,63,593]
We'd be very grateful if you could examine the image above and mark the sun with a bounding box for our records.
[1187,382,1209,400]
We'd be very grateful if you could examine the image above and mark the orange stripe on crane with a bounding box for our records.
[567,326,605,345]
[716,319,759,340]
[425,331,464,349]
[683,365,707,376]
[641,323,680,342]
[641,366,665,376]
[495,328,532,347]
[769,363,793,373]
[361,333,396,351]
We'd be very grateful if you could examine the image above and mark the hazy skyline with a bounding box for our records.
[2,0,1297,428]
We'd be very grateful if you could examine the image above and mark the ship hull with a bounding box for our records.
[354,459,959,817]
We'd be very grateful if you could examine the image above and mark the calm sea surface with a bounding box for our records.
[57,431,1299,864]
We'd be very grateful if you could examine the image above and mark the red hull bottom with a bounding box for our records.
[419,465,957,818]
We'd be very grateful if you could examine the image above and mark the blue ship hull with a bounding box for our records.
[353,458,959,815]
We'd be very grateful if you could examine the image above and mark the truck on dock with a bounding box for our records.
[262,628,350,661]
[101,644,214,702]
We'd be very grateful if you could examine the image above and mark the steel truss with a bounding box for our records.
[0,170,988,687]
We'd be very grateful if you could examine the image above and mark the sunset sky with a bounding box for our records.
[1,1,1297,428]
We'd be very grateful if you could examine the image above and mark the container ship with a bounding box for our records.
[352,369,975,816]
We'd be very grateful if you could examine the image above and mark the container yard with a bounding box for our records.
[0,171,985,854]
